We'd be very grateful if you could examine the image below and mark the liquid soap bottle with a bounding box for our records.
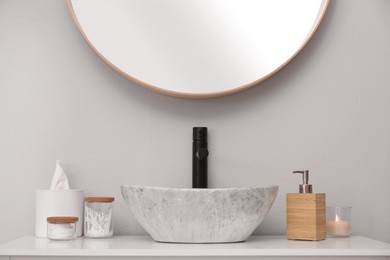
[286,170,326,241]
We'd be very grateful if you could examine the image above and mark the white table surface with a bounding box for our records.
[1,236,390,257]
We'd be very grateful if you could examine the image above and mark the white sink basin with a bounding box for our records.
[120,185,278,243]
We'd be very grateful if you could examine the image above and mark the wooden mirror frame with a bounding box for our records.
[67,0,330,99]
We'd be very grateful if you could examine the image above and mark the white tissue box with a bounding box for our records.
[35,189,84,238]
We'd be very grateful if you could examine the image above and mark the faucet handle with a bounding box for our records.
[196,148,209,160]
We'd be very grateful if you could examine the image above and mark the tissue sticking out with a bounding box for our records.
[50,160,70,190]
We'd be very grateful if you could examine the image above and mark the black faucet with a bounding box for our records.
[192,127,208,188]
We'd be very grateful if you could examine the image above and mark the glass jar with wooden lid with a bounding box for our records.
[47,216,78,240]
[84,197,114,238]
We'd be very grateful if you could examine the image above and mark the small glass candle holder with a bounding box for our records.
[47,216,78,241]
[326,206,352,237]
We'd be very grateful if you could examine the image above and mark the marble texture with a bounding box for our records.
[120,185,278,243]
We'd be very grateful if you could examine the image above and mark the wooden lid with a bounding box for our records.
[85,197,115,203]
[47,216,79,224]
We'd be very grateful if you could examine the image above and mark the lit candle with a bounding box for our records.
[327,214,350,237]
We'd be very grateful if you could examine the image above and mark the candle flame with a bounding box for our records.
[335,214,340,222]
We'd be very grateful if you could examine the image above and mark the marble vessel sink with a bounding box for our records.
[120,185,278,243]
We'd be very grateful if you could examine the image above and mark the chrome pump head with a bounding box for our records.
[293,170,313,194]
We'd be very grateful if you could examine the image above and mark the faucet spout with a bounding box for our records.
[192,127,208,188]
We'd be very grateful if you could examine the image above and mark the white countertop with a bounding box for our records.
[1,236,390,257]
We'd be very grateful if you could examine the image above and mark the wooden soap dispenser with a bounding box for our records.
[286,170,326,241]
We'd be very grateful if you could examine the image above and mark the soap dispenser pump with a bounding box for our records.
[286,170,326,241]
[294,170,312,194]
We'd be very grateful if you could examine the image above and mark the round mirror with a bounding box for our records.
[67,0,329,98]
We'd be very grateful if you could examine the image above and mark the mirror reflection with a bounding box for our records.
[68,0,329,98]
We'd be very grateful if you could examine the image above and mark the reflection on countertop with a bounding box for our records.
[0,236,389,257]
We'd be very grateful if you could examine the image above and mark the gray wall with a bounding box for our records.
[1,0,389,244]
